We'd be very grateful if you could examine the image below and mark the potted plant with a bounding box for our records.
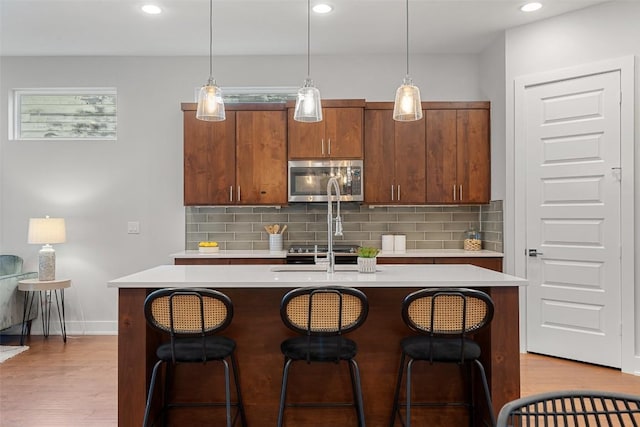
[357,246,380,273]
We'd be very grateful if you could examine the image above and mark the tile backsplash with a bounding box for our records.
[186,200,503,252]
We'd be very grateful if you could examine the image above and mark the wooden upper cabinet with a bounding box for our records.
[364,106,425,204]
[183,110,236,205]
[288,100,365,159]
[426,105,490,204]
[182,103,287,206]
[456,109,490,203]
[235,110,287,205]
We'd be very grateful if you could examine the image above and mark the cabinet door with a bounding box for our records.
[426,110,457,203]
[236,111,288,205]
[183,111,236,205]
[324,107,363,158]
[364,109,396,203]
[287,108,325,158]
[394,116,426,204]
[456,109,490,203]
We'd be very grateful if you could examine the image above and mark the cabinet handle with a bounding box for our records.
[328,139,331,155]
[452,185,456,201]
[397,185,401,201]
[391,185,394,201]
[237,186,241,202]
[459,185,463,201]
[321,139,325,155]
[230,186,233,202]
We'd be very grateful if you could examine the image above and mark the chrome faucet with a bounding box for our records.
[326,177,343,273]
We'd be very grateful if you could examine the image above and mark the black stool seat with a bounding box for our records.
[281,336,358,361]
[400,335,481,362]
[156,336,236,362]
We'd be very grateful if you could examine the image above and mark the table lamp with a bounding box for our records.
[28,216,66,281]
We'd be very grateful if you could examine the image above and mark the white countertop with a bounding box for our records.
[170,249,503,260]
[108,264,526,289]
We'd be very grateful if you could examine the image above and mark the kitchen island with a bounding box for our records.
[109,264,526,426]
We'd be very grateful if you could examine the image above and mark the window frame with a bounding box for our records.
[11,87,117,141]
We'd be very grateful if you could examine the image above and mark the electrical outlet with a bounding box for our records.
[127,221,140,234]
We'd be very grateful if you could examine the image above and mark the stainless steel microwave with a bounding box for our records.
[288,160,363,202]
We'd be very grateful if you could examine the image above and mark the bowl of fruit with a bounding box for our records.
[198,241,219,253]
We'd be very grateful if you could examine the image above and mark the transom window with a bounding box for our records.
[12,88,117,140]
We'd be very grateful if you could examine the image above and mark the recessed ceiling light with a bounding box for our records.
[141,4,162,15]
[520,2,543,12]
[312,3,333,14]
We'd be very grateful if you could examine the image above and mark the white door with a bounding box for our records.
[524,70,621,368]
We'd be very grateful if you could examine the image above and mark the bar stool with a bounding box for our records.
[143,288,247,427]
[277,286,369,426]
[389,288,495,427]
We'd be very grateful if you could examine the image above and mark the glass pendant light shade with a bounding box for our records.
[393,76,423,121]
[393,0,422,122]
[293,77,322,122]
[196,77,225,121]
[196,0,225,122]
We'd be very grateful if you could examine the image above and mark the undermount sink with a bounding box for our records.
[270,264,359,272]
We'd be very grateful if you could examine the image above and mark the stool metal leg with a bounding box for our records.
[277,358,293,427]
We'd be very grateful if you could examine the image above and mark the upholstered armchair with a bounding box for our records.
[0,255,38,333]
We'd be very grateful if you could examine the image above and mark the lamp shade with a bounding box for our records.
[196,79,226,121]
[28,217,66,245]
[293,78,323,123]
[393,76,423,121]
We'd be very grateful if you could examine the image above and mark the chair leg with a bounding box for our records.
[473,359,495,427]
[144,360,164,427]
[221,359,232,427]
[406,358,415,427]
[277,358,293,427]
[389,352,406,427]
[230,353,247,427]
[348,359,366,427]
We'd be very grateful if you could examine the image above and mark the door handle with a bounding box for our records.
[321,139,325,155]
[528,249,544,257]
[391,185,394,201]
[229,186,233,202]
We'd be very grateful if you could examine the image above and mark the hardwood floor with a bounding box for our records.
[1,335,639,426]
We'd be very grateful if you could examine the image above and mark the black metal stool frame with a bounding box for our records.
[143,288,247,427]
[389,287,495,427]
[277,286,369,427]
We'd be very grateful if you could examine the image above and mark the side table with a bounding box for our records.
[18,278,71,345]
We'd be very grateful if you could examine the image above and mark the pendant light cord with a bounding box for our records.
[306,0,311,78]
[405,0,409,76]
[208,0,213,79]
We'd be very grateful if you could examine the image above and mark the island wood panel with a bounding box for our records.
[117,285,519,426]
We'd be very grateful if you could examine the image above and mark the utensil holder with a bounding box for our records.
[269,234,283,252]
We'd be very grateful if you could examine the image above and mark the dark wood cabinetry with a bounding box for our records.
[377,256,503,272]
[364,105,426,204]
[288,99,365,159]
[426,106,490,204]
[182,103,287,206]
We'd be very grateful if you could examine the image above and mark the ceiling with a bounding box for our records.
[0,0,611,57]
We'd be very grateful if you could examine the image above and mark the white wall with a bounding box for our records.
[503,1,639,373]
[0,53,483,334]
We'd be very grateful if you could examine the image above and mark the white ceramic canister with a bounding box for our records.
[394,235,406,253]
[381,234,394,252]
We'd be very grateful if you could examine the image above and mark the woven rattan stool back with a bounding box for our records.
[144,288,233,336]
[280,286,368,336]
[402,287,493,336]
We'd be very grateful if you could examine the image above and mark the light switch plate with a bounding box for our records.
[127,221,140,234]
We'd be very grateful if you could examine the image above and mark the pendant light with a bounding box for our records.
[196,0,225,121]
[293,0,322,123]
[393,0,422,122]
